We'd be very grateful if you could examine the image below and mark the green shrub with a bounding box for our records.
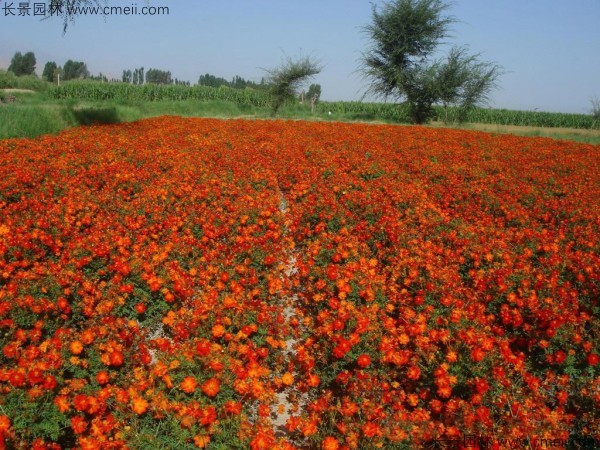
[0,70,49,91]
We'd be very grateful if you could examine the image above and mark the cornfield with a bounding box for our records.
[317,101,412,122]
[440,107,600,130]
[312,101,599,129]
[47,81,600,130]
[47,81,272,107]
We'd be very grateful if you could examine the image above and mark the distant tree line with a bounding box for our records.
[122,68,144,85]
[198,73,267,90]
[6,50,97,83]
[5,50,285,93]
[41,59,90,82]
[121,67,191,86]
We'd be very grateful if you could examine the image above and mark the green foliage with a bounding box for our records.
[4,390,71,444]
[146,68,173,85]
[591,95,600,121]
[0,69,48,91]
[122,69,132,83]
[198,73,230,88]
[2,84,599,144]
[90,73,110,82]
[401,63,440,124]
[198,73,266,90]
[48,80,272,106]
[307,84,322,103]
[445,106,600,129]
[62,60,89,81]
[42,61,59,83]
[263,55,322,115]
[361,0,502,124]
[132,67,145,85]
[361,0,453,99]
[436,46,501,123]
[8,51,37,76]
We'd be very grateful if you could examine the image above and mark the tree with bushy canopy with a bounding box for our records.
[146,68,172,85]
[264,55,322,115]
[360,0,502,124]
[62,60,89,80]
[42,61,58,82]
[8,52,36,76]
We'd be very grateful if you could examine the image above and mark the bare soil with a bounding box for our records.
[0,89,36,94]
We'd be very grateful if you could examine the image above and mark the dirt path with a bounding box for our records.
[0,89,36,94]
[271,189,308,443]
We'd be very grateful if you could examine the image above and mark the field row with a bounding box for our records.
[0,118,598,448]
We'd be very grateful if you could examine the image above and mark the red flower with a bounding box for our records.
[96,371,110,385]
[357,354,371,368]
[474,378,489,394]
[198,406,217,426]
[407,366,421,380]
[224,401,242,415]
[196,339,211,357]
[554,350,567,364]
[333,339,351,358]
[250,430,275,450]
[362,421,382,438]
[8,370,25,388]
[70,416,87,434]
[73,394,90,412]
[470,347,485,362]
[109,350,124,367]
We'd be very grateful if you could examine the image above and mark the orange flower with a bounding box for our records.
[212,324,226,338]
[321,436,340,450]
[81,329,95,345]
[407,366,420,380]
[0,415,10,434]
[446,350,458,363]
[181,376,198,394]
[250,430,275,450]
[362,421,382,438]
[54,395,70,413]
[70,340,84,355]
[307,373,320,387]
[194,435,211,448]
[201,378,220,397]
[281,372,294,386]
[96,371,110,385]
[224,400,242,415]
[132,397,149,415]
[180,415,195,429]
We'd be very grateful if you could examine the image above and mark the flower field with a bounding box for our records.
[0,117,598,449]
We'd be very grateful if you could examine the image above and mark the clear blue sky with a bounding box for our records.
[1,0,599,113]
